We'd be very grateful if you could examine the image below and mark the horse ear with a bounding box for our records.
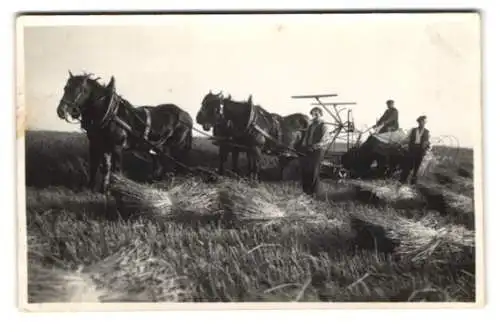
[248,94,253,105]
[68,70,73,78]
[107,76,115,91]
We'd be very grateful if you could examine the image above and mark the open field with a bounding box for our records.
[23,130,476,303]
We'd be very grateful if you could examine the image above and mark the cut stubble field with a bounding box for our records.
[23,130,477,303]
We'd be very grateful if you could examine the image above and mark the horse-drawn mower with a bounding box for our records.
[290,93,412,180]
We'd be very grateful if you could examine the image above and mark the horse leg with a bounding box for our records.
[160,147,176,180]
[101,152,112,194]
[88,140,101,192]
[231,149,240,175]
[151,153,164,181]
[219,145,228,175]
[170,129,191,175]
[249,146,262,182]
[255,147,263,181]
[278,156,289,181]
[245,150,253,179]
[112,145,123,175]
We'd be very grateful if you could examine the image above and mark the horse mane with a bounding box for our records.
[76,71,102,84]
[82,73,137,112]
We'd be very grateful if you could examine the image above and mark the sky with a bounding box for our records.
[19,13,481,148]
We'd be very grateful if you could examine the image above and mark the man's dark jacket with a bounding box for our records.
[376,107,399,132]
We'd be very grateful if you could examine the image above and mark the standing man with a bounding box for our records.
[373,99,399,133]
[299,107,331,196]
[400,115,431,185]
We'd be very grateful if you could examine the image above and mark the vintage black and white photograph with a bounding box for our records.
[16,12,483,309]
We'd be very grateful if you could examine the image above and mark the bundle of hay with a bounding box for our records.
[27,263,104,303]
[350,179,424,209]
[351,208,475,263]
[109,174,222,220]
[218,180,285,222]
[85,239,188,302]
[416,182,474,228]
[442,189,473,212]
[282,195,343,226]
[167,178,222,217]
[452,176,474,196]
[351,180,419,201]
[387,215,475,263]
[109,174,172,218]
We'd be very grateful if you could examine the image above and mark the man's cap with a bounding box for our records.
[386,99,394,104]
[310,107,323,116]
[417,115,427,122]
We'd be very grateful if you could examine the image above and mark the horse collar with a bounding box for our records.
[143,107,152,140]
[246,102,257,131]
[99,92,120,128]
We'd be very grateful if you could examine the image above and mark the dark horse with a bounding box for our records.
[56,71,193,193]
[341,133,406,179]
[196,91,309,181]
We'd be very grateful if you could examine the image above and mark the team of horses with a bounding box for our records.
[56,72,312,193]
[56,72,412,193]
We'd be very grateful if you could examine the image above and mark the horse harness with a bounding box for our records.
[94,92,161,150]
[231,101,302,155]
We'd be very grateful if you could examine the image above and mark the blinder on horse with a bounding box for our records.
[197,91,226,131]
[196,90,309,180]
[58,73,120,131]
[56,71,195,192]
[57,73,91,123]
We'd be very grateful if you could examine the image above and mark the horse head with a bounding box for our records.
[57,71,112,125]
[196,90,224,131]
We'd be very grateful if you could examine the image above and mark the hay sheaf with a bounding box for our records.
[351,208,475,263]
[167,178,222,217]
[416,182,475,229]
[28,263,105,303]
[109,174,173,218]
[84,239,189,302]
[390,215,475,263]
[350,179,425,209]
[351,180,419,201]
[217,179,344,226]
[109,174,221,220]
[218,179,286,222]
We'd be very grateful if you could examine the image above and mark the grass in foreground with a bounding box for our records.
[24,130,476,303]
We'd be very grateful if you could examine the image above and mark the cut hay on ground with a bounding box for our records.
[28,263,104,303]
[281,195,343,225]
[390,214,475,263]
[349,179,425,210]
[27,238,188,303]
[217,179,345,226]
[84,239,188,302]
[109,174,221,220]
[350,179,419,201]
[167,178,222,217]
[351,208,475,263]
[110,174,172,218]
[218,180,285,221]
[416,182,474,228]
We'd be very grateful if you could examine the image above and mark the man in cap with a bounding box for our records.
[299,107,331,196]
[400,115,431,185]
[373,99,399,133]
